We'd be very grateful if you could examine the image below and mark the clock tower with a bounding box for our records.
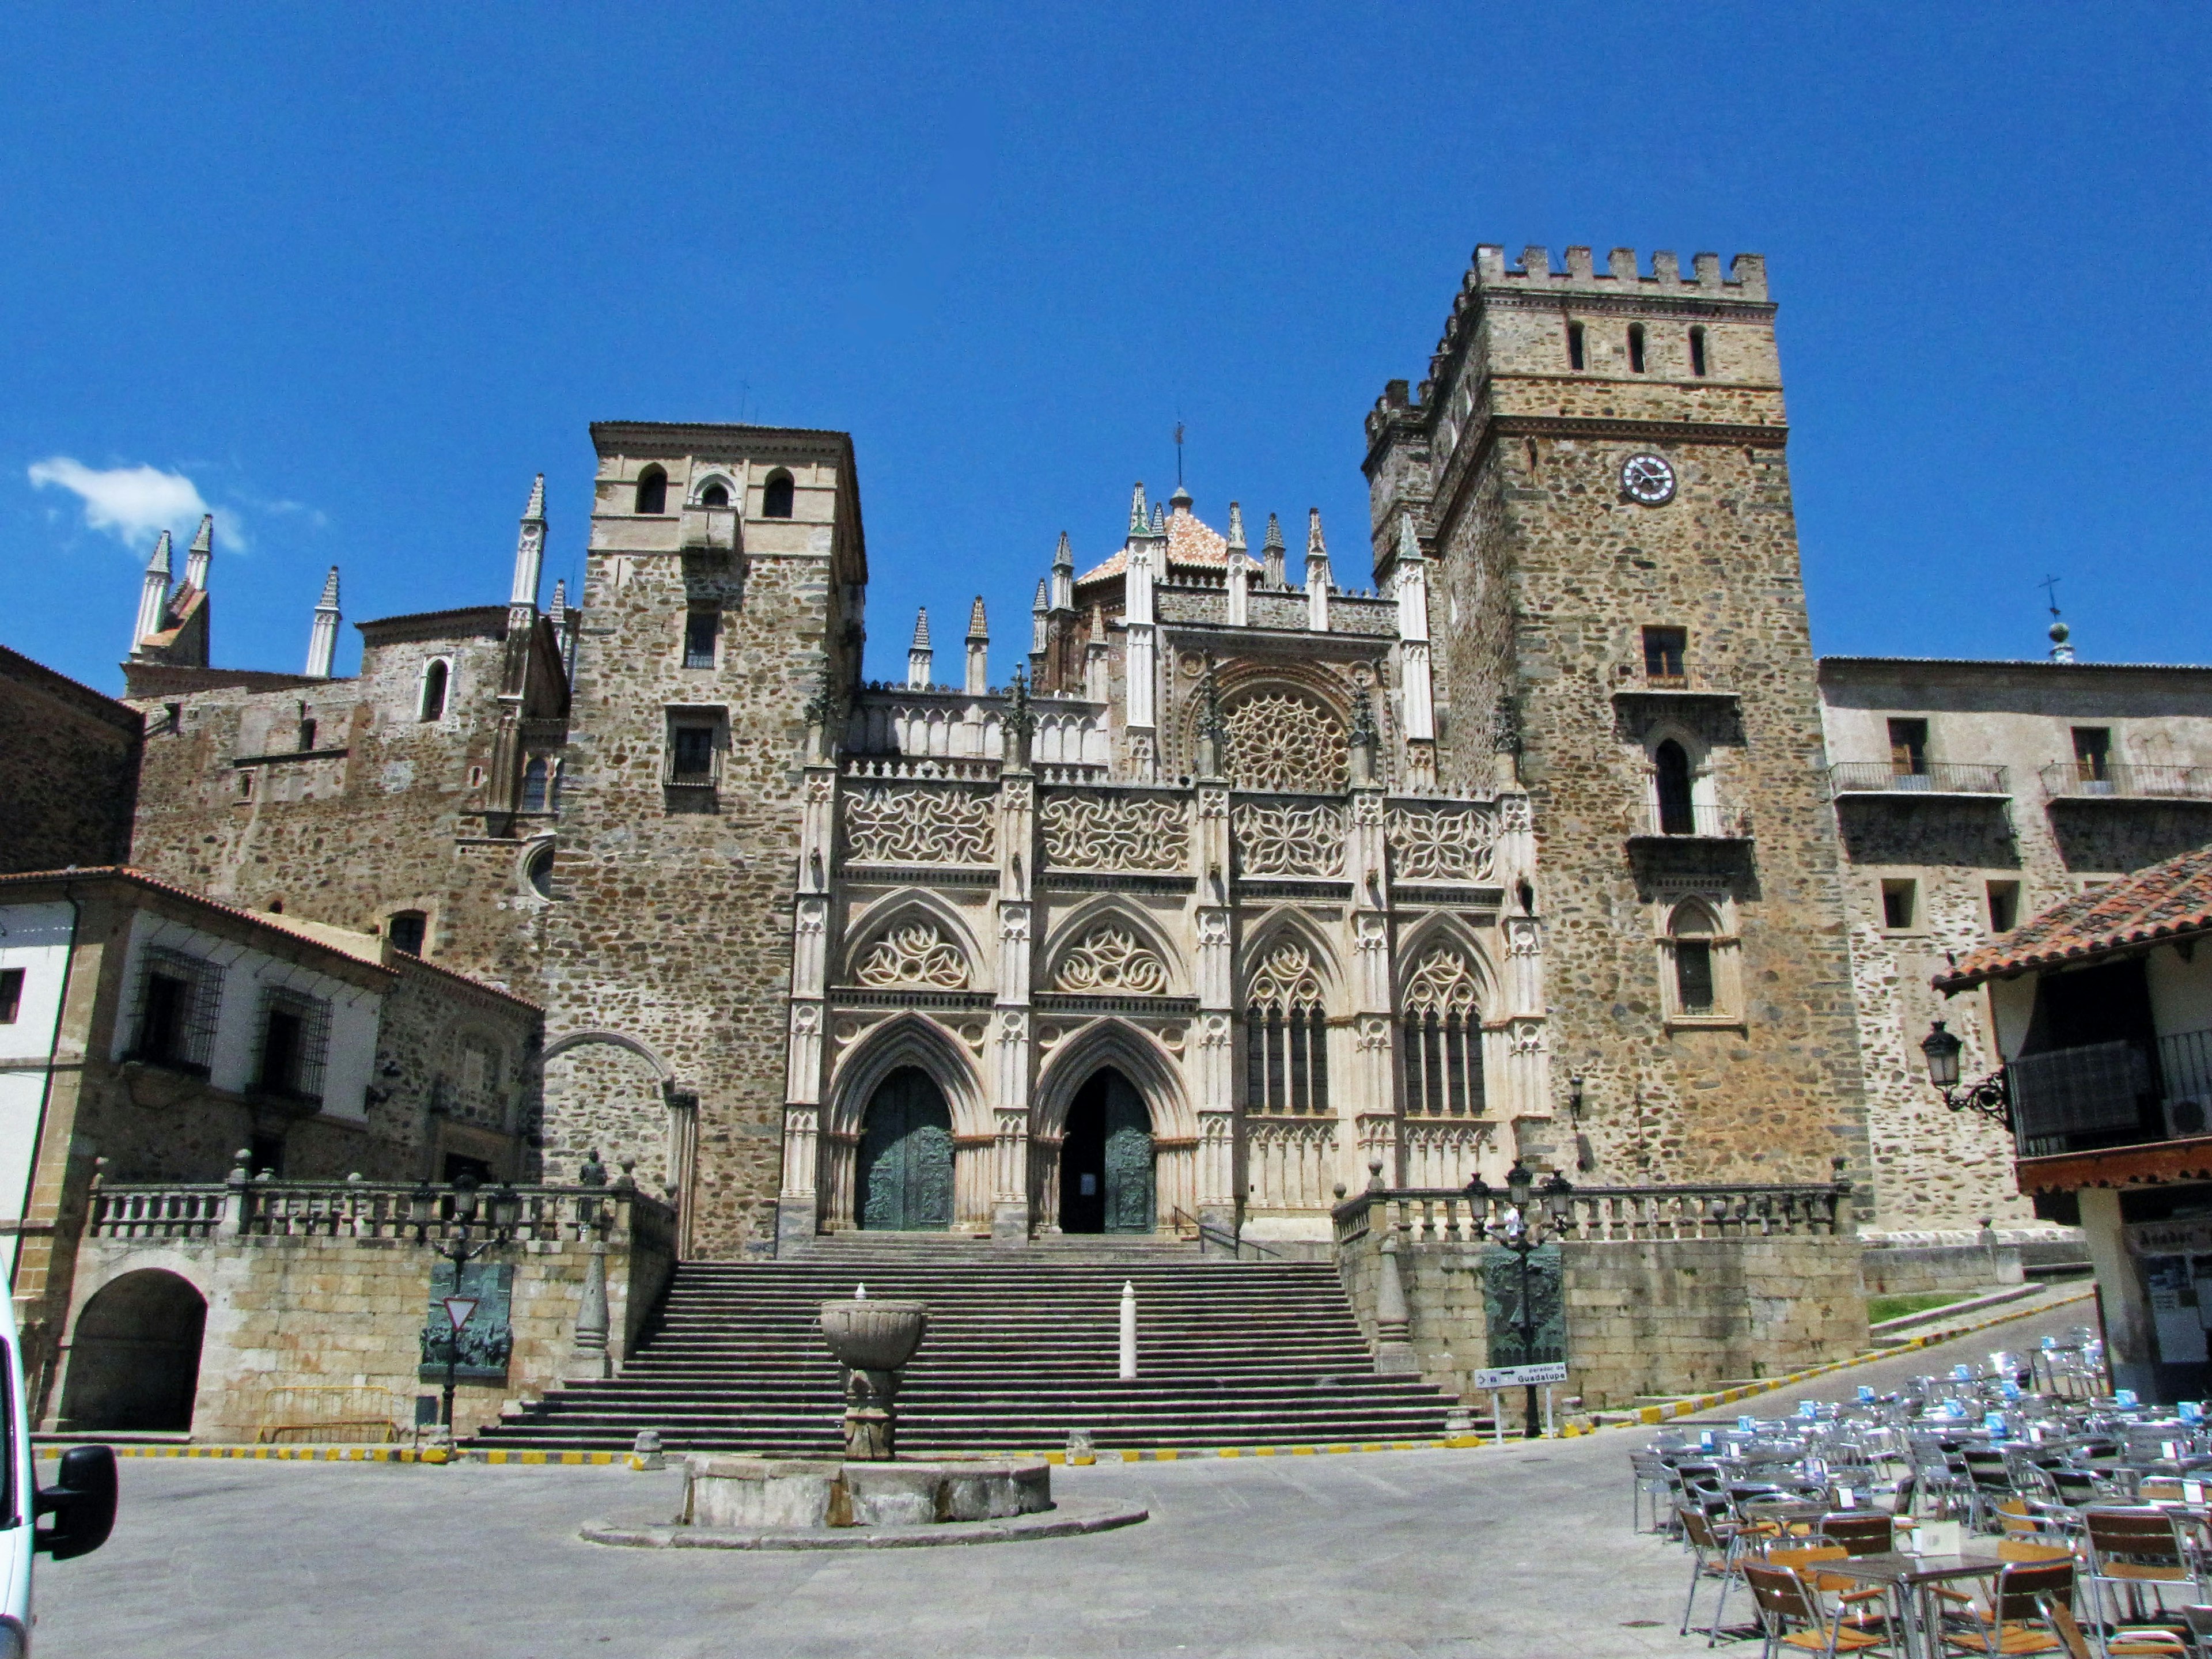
[1364,244,1869,1195]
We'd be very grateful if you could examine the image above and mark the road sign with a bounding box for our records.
[1472,1361,1567,1389]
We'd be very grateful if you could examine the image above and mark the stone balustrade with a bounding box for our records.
[88,1176,675,1253]
[1332,1180,1853,1249]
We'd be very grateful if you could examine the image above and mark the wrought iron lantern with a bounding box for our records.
[1919,1018,2012,1128]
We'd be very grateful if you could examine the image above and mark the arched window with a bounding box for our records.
[525,846,555,900]
[419,659,449,722]
[1666,900,1720,1018]
[385,911,427,956]
[699,479,729,509]
[521,757,549,812]
[1402,949,1483,1118]
[1245,941,1329,1116]
[1653,738,1695,835]
[762,470,795,518]
[635,467,668,516]
[1688,326,1709,378]
[1628,323,1647,374]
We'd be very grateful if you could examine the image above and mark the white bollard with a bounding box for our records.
[1118,1280,1137,1380]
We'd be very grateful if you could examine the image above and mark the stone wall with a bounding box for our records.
[1367,246,1870,1192]
[1336,1192,1868,1414]
[0,644,141,872]
[54,1187,671,1441]
[543,426,865,1257]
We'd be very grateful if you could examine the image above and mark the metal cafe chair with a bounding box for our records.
[1739,1559,1891,1659]
[1680,1503,1753,1643]
[1934,1556,2076,1657]
[2082,1508,2204,1637]
[1631,1449,1677,1534]
[2041,1597,2188,1659]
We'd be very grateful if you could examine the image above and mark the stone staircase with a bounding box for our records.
[472,1235,1472,1456]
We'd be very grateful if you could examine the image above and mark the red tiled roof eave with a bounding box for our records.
[2015,1135,2212,1195]
[1933,844,2212,993]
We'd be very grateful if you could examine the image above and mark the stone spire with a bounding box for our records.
[1031,579,1050,654]
[1127,483,1149,539]
[550,579,578,681]
[964,596,990,696]
[133,531,173,652]
[1262,513,1286,588]
[1149,502,1166,536]
[1225,502,1250,627]
[907,608,933,690]
[1050,531,1074,612]
[183,514,214,592]
[305,566,342,678]
[1304,509,1331,633]
[548,577,568,630]
[510,472,548,609]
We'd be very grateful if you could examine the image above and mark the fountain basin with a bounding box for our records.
[818,1299,927,1370]
[680,1455,1051,1530]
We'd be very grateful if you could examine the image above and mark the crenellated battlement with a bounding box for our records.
[1470,243,1766,301]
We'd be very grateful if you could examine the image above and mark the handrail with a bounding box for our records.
[1331,1180,1854,1246]
[1831,760,2009,796]
[1169,1207,1282,1260]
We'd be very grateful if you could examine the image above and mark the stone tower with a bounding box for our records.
[1365,245,1869,1189]
[544,424,865,1257]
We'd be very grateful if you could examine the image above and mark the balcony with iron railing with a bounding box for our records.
[1630,800,1752,842]
[2006,1027,2212,1160]
[2039,763,2212,802]
[1829,760,2010,797]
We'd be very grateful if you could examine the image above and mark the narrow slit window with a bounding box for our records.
[1628,324,1647,374]
[0,968,22,1025]
[419,660,449,723]
[1566,322,1585,371]
[297,718,317,752]
[1688,327,1708,377]
[1987,881,2020,934]
[1881,878,1918,931]
[684,611,719,669]
[1674,941,1714,1014]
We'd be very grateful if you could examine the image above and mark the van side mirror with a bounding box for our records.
[35,1444,116,1560]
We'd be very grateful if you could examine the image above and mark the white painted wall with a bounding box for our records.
[2149,945,2212,1040]
[0,902,78,1280]
[110,911,380,1118]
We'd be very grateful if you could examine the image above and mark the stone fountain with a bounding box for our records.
[581,1285,1146,1550]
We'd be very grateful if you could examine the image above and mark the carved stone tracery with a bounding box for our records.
[1232,798,1347,878]
[1247,941,1325,1012]
[854,921,970,988]
[1385,802,1499,882]
[1404,949,1482,1016]
[843,786,994,865]
[1052,926,1169,995]
[1039,791,1188,872]
[1221,694,1347,794]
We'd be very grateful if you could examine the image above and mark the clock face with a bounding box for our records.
[1620,453,1676,506]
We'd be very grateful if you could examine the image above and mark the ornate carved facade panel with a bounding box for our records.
[1385,801,1500,882]
[1231,797,1346,877]
[1221,693,1347,794]
[853,921,971,989]
[1052,925,1169,995]
[1039,790,1188,872]
[842,785,995,865]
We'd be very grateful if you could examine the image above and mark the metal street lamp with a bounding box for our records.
[1483,1158,1571,1438]
[409,1171,521,1442]
[1919,1020,2012,1127]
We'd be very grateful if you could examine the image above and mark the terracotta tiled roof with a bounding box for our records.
[1075,505,1259,588]
[1934,844,2212,991]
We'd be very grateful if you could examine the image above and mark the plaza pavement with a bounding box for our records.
[35,1303,2088,1659]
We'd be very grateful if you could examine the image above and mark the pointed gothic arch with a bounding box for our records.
[1389,911,1502,1010]
[1030,1018,1195,1234]
[1236,907,1346,1012]
[825,1011,989,1143]
[1039,897,1185,998]
[839,891,987,991]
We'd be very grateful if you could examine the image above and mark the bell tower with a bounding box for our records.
[1365,244,1868,1192]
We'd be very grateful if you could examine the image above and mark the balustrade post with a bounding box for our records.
[218,1149,251,1238]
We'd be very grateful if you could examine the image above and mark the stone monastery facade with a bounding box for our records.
[107,244,1937,1258]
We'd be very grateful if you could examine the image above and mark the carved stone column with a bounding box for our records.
[1501,911,1555,1171]
[1348,787,1397,1186]
[778,764,839,1253]
[1192,779,1237,1244]
[993,768,1036,1241]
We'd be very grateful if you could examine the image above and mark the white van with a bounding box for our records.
[0,1294,114,1654]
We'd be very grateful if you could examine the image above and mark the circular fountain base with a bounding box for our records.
[579,1455,1147,1550]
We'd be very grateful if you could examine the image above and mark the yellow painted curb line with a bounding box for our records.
[1039,1431,1497,1465]
[35,1443,647,1469]
[1627,1285,2098,1428]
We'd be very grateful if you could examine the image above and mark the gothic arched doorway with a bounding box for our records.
[1059,1070,1155,1234]
[59,1268,207,1431]
[856,1067,954,1231]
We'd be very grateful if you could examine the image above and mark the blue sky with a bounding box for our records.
[3,3,2205,694]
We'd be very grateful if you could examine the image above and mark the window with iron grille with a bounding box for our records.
[127,948,224,1074]
[683,611,719,669]
[255,986,331,1104]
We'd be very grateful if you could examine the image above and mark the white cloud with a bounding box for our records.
[26,457,235,551]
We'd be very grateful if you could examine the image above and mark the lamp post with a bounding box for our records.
[408,1171,523,1442]
[1468,1158,1574,1438]
[1919,1020,2012,1128]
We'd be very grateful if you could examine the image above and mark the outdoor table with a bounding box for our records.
[1820,1548,2009,1659]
